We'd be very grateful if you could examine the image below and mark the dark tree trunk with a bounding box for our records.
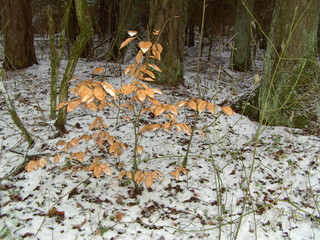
[253,0,275,50]
[231,0,254,71]
[0,0,37,70]
[149,0,186,84]
[245,0,320,131]
[186,0,199,47]
[96,0,108,37]
[107,0,144,62]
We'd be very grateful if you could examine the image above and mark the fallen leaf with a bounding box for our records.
[136,146,144,155]
[115,211,124,222]
[54,155,60,163]
[48,207,65,218]
[93,67,104,75]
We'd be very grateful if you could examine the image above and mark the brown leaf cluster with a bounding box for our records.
[119,170,163,188]
[88,158,112,178]
[25,157,47,172]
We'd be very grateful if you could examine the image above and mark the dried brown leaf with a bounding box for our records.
[93,86,106,101]
[69,137,80,147]
[101,82,117,98]
[221,106,234,116]
[147,64,161,72]
[167,104,179,115]
[177,100,187,108]
[56,140,66,146]
[139,123,161,134]
[93,67,104,75]
[124,63,135,75]
[134,171,144,184]
[145,88,155,98]
[38,157,47,168]
[118,171,126,179]
[79,85,94,103]
[54,154,60,163]
[142,77,154,82]
[153,43,163,54]
[67,99,81,112]
[136,89,147,102]
[48,207,65,218]
[115,211,124,222]
[144,70,155,79]
[152,49,161,61]
[86,102,97,112]
[25,160,38,172]
[187,100,197,111]
[136,146,144,155]
[120,84,137,95]
[198,100,207,113]
[125,171,133,179]
[136,50,143,64]
[176,123,191,135]
[70,152,85,162]
[207,102,215,114]
[128,30,137,36]
[162,121,172,132]
[145,174,153,188]
[153,29,160,35]
[56,101,69,110]
[120,37,136,49]
[153,105,165,117]
[138,41,152,53]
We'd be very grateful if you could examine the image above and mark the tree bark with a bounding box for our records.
[231,0,254,71]
[55,0,94,132]
[149,0,186,84]
[246,0,320,131]
[48,1,71,120]
[0,0,37,70]
[66,0,93,59]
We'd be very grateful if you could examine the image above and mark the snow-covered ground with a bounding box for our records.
[1,40,320,240]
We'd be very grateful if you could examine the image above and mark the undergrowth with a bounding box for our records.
[25,30,234,195]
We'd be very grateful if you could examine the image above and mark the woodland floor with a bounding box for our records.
[0,38,320,240]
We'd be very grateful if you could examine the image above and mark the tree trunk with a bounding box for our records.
[187,0,199,47]
[55,0,94,132]
[66,0,93,59]
[247,0,320,131]
[107,0,143,62]
[48,1,71,120]
[149,0,186,84]
[0,0,37,70]
[231,0,254,71]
